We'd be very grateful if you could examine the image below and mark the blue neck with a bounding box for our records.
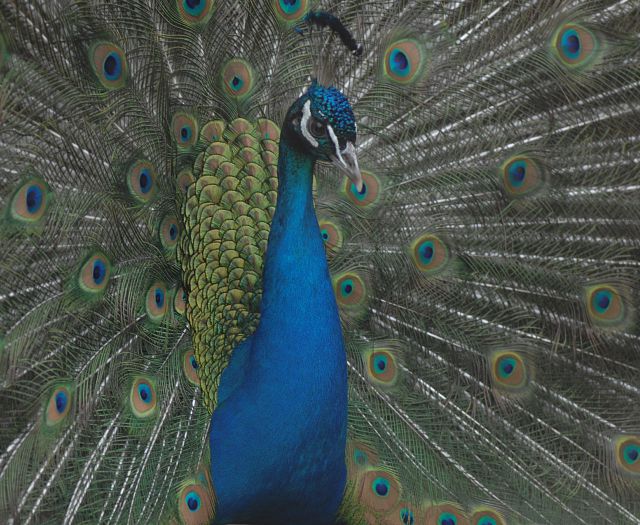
[256,137,343,367]
[210,135,348,525]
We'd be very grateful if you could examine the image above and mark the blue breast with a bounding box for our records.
[209,139,348,525]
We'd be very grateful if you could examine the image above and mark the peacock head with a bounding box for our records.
[284,81,363,191]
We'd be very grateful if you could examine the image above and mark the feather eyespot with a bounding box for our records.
[130,377,157,418]
[273,0,308,23]
[410,234,450,274]
[347,441,379,475]
[471,508,505,525]
[615,436,640,475]
[343,170,381,207]
[159,215,180,250]
[400,506,416,525]
[318,220,343,253]
[383,38,425,84]
[183,350,200,385]
[146,282,168,323]
[221,59,255,99]
[172,113,199,149]
[177,0,214,25]
[90,42,127,89]
[9,179,50,223]
[46,386,71,426]
[372,476,390,497]
[353,449,368,466]
[364,347,400,389]
[79,252,111,294]
[127,160,157,203]
[185,491,201,511]
[335,273,366,307]
[489,350,532,394]
[553,23,599,68]
[424,504,467,525]
[585,284,625,327]
[359,470,400,512]
[439,513,459,525]
[400,507,416,525]
[178,483,214,524]
[501,155,545,197]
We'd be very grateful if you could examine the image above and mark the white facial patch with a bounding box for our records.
[301,100,318,148]
[327,124,343,164]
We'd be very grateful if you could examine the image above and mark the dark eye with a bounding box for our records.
[308,117,326,138]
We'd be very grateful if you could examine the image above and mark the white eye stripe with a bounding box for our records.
[301,100,318,148]
[327,124,343,163]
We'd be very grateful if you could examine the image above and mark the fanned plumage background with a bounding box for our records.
[1,0,639,524]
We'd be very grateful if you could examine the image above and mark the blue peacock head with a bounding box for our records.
[284,81,363,191]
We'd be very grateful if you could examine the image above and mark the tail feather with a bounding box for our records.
[1,0,640,523]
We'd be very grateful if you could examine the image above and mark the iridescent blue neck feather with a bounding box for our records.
[210,132,348,525]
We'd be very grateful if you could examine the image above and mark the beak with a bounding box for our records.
[330,141,363,193]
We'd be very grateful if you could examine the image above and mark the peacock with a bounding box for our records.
[1,0,639,523]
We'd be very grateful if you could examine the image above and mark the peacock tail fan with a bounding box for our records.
[1,0,640,524]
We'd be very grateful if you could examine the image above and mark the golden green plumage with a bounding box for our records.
[180,118,280,411]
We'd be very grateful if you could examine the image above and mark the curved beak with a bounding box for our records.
[330,141,363,193]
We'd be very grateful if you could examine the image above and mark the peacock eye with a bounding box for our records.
[308,117,326,138]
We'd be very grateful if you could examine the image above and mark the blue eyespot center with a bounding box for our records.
[138,383,152,403]
[372,477,390,497]
[92,260,106,284]
[350,181,368,200]
[508,160,527,188]
[341,280,354,296]
[26,185,43,213]
[422,243,434,261]
[103,52,122,80]
[231,75,243,90]
[184,0,205,16]
[139,169,152,193]
[185,491,201,512]
[180,126,191,142]
[190,355,199,370]
[479,517,497,525]
[419,241,435,265]
[321,229,329,240]
[499,357,516,378]
[169,224,178,240]
[566,34,580,54]
[400,508,414,525]
[390,49,410,76]
[561,29,581,58]
[155,288,164,308]
[55,391,68,414]
[624,444,640,464]
[439,513,457,525]
[354,449,367,465]
[374,354,388,372]
[280,0,300,13]
[593,289,611,313]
